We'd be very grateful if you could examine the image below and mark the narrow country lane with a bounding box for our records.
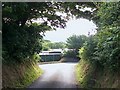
[28,63,78,88]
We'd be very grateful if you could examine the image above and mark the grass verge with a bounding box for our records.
[2,60,43,88]
[75,59,95,88]
[75,59,120,88]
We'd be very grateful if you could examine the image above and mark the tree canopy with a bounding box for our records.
[64,35,87,58]
[42,40,66,51]
[2,2,97,63]
[66,35,87,50]
[79,2,120,71]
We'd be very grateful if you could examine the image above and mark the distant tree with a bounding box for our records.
[42,40,66,50]
[65,35,87,58]
[49,42,66,49]
[66,35,87,51]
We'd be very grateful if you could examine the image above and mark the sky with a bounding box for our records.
[43,18,97,43]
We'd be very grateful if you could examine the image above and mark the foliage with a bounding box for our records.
[2,60,43,88]
[95,2,120,71]
[2,2,97,63]
[95,26,120,71]
[2,23,46,63]
[42,40,66,51]
[76,59,96,88]
[2,2,97,29]
[79,35,98,64]
[66,35,87,58]
[96,2,120,28]
[42,40,51,51]
[63,50,77,58]
[79,2,120,71]
[32,54,41,62]
[49,42,66,49]
[66,35,87,50]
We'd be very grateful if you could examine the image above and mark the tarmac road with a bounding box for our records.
[28,63,78,88]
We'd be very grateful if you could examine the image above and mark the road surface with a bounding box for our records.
[28,63,78,88]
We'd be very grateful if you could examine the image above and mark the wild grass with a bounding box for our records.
[75,59,120,88]
[75,59,94,88]
[2,61,43,88]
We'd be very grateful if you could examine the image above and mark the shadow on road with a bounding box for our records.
[28,77,77,88]
[28,62,78,88]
